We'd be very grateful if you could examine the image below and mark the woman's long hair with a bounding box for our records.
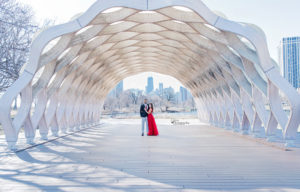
[149,103,154,112]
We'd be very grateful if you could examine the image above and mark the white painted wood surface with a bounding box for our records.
[0,121,300,191]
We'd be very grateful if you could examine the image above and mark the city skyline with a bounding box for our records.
[124,72,184,92]
[111,75,186,95]
[107,77,193,107]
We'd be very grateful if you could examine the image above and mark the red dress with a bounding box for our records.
[147,109,159,136]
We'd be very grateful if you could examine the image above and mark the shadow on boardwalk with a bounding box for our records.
[0,121,300,192]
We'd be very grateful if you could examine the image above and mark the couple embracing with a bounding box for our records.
[140,98,159,136]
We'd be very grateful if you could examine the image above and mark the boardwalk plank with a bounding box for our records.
[0,120,300,191]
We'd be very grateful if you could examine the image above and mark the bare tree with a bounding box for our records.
[0,0,38,92]
[147,94,162,110]
[163,87,175,103]
[103,87,195,114]
[119,90,131,108]
[128,89,142,105]
[103,96,115,112]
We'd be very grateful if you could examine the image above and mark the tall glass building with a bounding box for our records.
[146,76,154,94]
[116,80,123,96]
[108,80,123,97]
[180,86,188,102]
[159,83,163,96]
[279,37,300,88]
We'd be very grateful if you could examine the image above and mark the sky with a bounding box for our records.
[18,0,300,91]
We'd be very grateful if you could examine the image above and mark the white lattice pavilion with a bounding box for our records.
[1,0,300,149]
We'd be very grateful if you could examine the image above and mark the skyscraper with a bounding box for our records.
[279,37,300,88]
[109,80,123,98]
[146,76,154,94]
[180,86,188,102]
[116,80,123,96]
[159,83,163,96]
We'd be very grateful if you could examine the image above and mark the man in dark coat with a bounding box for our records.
[140,98,149,136]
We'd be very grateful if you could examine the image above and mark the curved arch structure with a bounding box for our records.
[1,0,300,149]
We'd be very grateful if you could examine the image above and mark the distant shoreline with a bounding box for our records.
[0,112,198,135]
[101,111,198,119]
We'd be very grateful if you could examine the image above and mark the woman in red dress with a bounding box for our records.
[146,103,159,136]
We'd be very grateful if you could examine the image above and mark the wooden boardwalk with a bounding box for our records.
[0,119,300,192]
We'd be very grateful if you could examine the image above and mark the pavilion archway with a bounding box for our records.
[0,0,300,149]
